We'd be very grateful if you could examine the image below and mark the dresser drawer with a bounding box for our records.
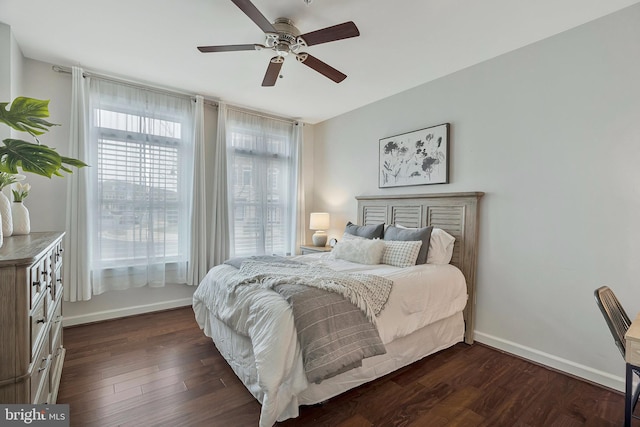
[52,241,64,271]
[30,259,47,308]
[51,242,63,299]
[30,334,51,404]
[49,321,64,405]
[52,268,63,302]
[50,298,63,352]
[30,297,47,359]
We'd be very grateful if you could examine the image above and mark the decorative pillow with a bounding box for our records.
[332,238,385,265]
[381,240,422,268]
[397,224,456,265]
[385,225,433,265]
[427,228,456,264]
[344,221,384,239]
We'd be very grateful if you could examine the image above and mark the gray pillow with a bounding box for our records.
[345,221,385,239]
[384,225,433,264]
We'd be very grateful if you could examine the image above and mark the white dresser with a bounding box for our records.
[0,232,66,404]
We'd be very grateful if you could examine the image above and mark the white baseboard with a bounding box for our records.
[475,331,624,392]
[62,298,193,327]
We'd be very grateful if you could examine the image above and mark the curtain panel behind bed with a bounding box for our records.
[224,109,303,258]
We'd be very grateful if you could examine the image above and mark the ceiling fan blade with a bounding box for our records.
[297,53,347,83]
[230,0,277,34]
[262,57,284,87]
[299,21,360,47]
[198,44,260,53]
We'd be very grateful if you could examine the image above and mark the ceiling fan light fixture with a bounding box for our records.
[275,43,290,56]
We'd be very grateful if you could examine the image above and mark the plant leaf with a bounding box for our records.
[0,97,59,136]
[60,156,88,169]
[0,139,63,178]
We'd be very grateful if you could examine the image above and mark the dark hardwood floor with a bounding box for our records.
[58,307,630,426]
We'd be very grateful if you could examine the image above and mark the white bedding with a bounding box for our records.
[293,252,467,343]
[192,253,467,427]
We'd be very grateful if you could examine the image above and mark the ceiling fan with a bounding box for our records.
[197,0,360,87]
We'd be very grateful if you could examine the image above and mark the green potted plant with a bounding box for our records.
[0,96,87,240]
[0,96,87,177]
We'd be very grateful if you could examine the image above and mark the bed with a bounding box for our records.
[193,192,483,426]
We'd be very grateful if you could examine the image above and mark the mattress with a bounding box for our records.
[193,253,468,426]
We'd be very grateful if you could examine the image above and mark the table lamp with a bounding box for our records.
[309,212,330,246]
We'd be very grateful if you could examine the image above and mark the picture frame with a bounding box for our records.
[379,123,450,188]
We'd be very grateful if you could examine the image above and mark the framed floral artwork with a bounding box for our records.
[379,123,450,188]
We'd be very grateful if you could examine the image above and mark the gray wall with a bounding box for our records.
[312,4,640,390]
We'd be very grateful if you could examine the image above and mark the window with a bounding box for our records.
[226,110,299,257]
[96,110,183,264]
[88,79,194,294]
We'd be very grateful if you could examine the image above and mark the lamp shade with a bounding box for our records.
[309,212,330,230]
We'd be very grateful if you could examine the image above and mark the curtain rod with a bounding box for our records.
[52,65,213,105]
[52,65,301,125]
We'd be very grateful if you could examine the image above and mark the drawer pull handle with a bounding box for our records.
[38,357,50,373]
[32,281,40,287]
[56,278,62,283]
[36,318,45,324]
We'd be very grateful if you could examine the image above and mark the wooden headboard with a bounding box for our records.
[356,192,484,344]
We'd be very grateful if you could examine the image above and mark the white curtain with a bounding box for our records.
[225,108,300,257]
[87,80,195,294]
[292,122,305,254]
[187,96,207,285]
[64,66,92,302]
[209,102,230,266]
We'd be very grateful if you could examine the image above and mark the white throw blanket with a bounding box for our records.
[234,261,393,323]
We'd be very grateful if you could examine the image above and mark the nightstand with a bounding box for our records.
[300,245,332,255]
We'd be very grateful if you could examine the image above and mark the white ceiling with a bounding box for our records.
[2,0,638,124]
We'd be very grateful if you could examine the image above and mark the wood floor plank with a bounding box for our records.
[422,385,484,421]
[58,307,629,426]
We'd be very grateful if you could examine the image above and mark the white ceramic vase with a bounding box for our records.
[11,202,30,235]
[0,191,12,237]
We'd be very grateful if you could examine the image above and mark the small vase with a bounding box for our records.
[0,191,12,237]
[11,201,30,235]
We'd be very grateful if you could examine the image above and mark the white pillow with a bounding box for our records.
[381,240,422,268]
[332,238,385,265]
[427,228,455,264]
[396,224,455,264]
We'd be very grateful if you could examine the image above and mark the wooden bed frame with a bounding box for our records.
[356,192,484,344]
